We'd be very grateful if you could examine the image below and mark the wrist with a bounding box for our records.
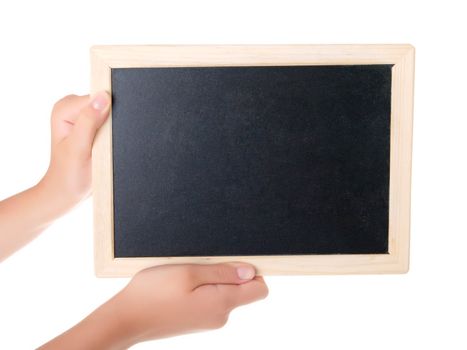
[39,294,137,350]
[108,290,144,348]
[91,293,141,350]
[0,178,72,262]
[35,173,81,220]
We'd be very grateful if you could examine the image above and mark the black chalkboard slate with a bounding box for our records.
[111,65,392,258]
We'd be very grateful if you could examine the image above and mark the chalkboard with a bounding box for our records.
[91,45,414,276]
[111,65,391,257]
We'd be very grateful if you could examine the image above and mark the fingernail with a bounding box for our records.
[237,266,255,280]
[91,92,110,111]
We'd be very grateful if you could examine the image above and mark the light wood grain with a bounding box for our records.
[91,45,414,277]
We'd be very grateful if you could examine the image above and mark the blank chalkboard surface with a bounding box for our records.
[111,65,391,257]
[91,45,414,276]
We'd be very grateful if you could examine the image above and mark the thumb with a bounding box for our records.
[188,263,257,288]
[69,91,111,156]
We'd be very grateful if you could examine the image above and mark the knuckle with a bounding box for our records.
[139,265,159,276]
[214,291,235,311]
[216,314,229,328]
[52,94,77,115]
[259,283,269,299]
[208,313,229,329]
[135,267,149,278]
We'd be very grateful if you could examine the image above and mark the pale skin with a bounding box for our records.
[0,92,268,349]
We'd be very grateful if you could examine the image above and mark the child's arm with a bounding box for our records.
[1,93,269,349]
[0,92,110,261]
[39,263,268,350]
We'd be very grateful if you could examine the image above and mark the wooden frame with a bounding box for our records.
[91,45,414,277]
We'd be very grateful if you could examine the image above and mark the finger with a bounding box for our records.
[51,94,90,144]
[68,91,111,157]
[188,263,257,288]
[216,276,269,310]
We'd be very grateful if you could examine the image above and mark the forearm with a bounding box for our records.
[0,180,69,262]
[38,294,135,350]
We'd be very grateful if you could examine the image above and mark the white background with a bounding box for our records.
[1,1,466,349]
